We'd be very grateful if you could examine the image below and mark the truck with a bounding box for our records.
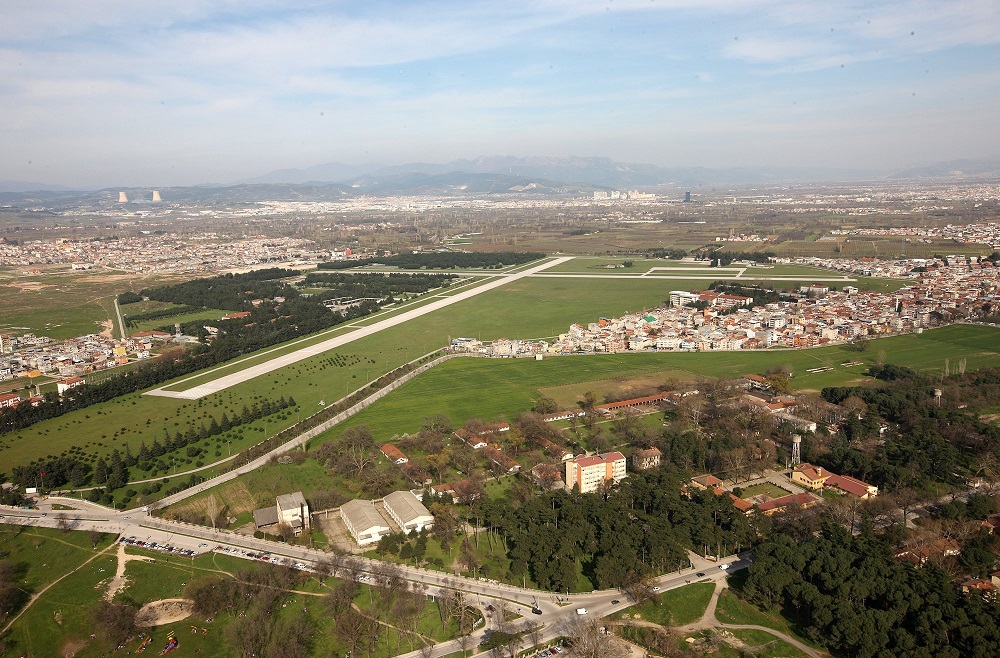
[576,608,588,615]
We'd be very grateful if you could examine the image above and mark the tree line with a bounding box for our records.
[5,395,294,493]
[301,271,457,298]
[317,251,545,270]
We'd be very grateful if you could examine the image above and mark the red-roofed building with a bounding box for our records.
[690,474,723,490]
[631,447,662,471]
[758,492,821,516]
[565,451,626,493]
[380,443,408,465]
[0,393,22,409]
[56,377,85,397]
[825,473,878,498]
[484,445,521,474]
[222,311,252,320]
[791,463,831,490]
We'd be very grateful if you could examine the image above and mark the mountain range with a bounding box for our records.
[2,155,1000,199]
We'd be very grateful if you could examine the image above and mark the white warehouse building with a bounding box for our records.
[383,491,434,534]
[340,499,391,546]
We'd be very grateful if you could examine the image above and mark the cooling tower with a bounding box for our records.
[151,190,161,202]
[118,192,128,203]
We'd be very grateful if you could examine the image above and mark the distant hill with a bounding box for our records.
[248,155,878,188]
[3,155,998,200]
[341,170,611,195]
[0,180,78,193]
[888,157,1000,180]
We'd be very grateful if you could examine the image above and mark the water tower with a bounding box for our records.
[791,434,802,466]
[933,389,942,407]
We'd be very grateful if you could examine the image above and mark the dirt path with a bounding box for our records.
[0,541,117,635]
[104,542,155,601]
[617,580,825,658]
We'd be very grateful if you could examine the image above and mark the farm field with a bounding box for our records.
[0,267,184,340]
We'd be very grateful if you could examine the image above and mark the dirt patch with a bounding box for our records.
[59,638,86,657]
[98,319,114,339]
[169,480,257,518]
[135,598,195,627]
[538,371,695,408]
[10,281,55,291]
[105,543,154,601]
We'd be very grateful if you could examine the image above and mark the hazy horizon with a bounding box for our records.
[4,1,1000,188]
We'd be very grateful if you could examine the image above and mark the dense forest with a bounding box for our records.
[301,271,457,298]
[818,366,1000,491]
[744,524,1000,658]
[317,251,545,270]
[477,469,755,592]
[141,267,301,311]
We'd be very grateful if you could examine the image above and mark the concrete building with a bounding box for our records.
[565,451,627,494]
[340,499,391,546]
[252,491,310,535]
[631,447,662,471]
[276,492,310,534]
[383,491,434,534]
[56,377,85,397]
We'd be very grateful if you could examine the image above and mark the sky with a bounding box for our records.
[3,0,1000,188]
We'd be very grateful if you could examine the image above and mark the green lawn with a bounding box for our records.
[612,581,715,626]
[738,483,792,499]
[308,325,1000,447]
[714,589,823,650]
[705,628,812,658]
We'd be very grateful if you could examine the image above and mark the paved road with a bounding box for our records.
[1,503,744,657]
[145,257,571,400]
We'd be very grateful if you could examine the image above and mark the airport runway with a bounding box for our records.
[146,257,571,400]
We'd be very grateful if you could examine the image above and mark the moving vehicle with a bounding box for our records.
[576,608,588,615]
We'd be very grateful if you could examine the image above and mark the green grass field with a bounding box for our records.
[307,325,1000,446]
[738,483,792,499]
[612,581,716,626]
[2,255,997,500]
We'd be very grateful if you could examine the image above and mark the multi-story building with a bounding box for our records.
[565,451,627,493]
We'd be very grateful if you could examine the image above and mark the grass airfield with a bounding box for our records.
[1,257,997,504]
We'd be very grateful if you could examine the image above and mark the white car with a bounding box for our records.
[719,564,730,570]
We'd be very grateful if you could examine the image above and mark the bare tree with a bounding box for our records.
[562,615,628,658]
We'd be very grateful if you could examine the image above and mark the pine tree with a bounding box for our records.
[94,457,109,484]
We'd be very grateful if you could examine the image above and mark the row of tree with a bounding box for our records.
[301,271,457,298]
[6,396,294,490]
[317,251,546,270]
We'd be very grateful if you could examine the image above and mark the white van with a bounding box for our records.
[576,608,588,615]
